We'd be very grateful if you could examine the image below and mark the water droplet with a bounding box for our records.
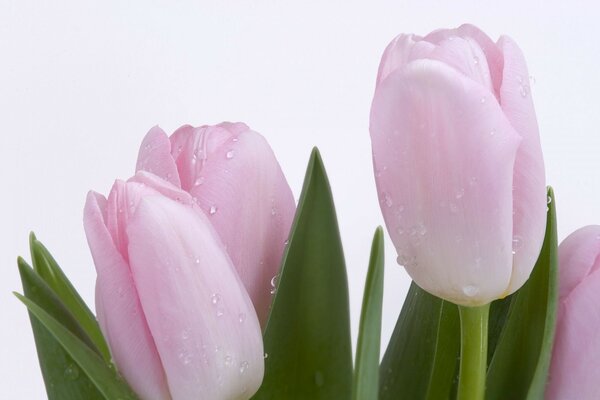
[519,84,530,98]
[224,355,233,366]
[480,97,486,104]
[512,235,523,255]
[271,207,277,216]
[145,143,151,150]
[547,195,552,204]
[314,371,325,387]
[239,361,249,374]
[226,150,235,159]
[216,308,224,317]
[284,239,290,246]
[195,177,205,186]
[195,257,201,264]
[473,56,479,65]
[181,329,190,340]
[177,145,183,153]
[209,205,217,215]
[455,188,465,199]
[239,313,246,323]
[489,129,496,136]
[396,226,405,235]
[469,176,478,186]
[382,192,393,207]
[178,351,192,365]
[232,137,239,142]
[449,203,459,213]
[270,274,279,295]
[64,364,79,381]
[264,353,269,359]
[211,293,221,305]
[462,285,479,297]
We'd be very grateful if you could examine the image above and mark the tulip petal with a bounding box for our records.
[556,225,600,301]
[83,191,171,400]
[547,267,600,399]
[423,36,494,93]
[370,59,521,305]
[376,34,425,87]
[185,128,295,326]
[127,195,264,400]
[498,36,547,294]
[136,126,181,188]
[169,124,237,191]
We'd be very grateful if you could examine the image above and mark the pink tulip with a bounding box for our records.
[84,172,264,400]
[547,225,600,399]
[370,24,546,305]
[135,122,295,326]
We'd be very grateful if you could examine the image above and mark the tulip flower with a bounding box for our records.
[370,24,547,306]
[135,122,295,325]
[84,171,264,400]
[547,225,600,399]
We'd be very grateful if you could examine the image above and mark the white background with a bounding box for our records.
[2,1,599,397]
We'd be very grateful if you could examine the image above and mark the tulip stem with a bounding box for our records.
[457,303,490,400]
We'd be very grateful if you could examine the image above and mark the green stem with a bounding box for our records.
[457,303,490,400]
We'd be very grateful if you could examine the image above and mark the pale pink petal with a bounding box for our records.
[370,59,521,305]
[136,126,181,188]
[547,267,600,399]
[376,34,422,87]
[127,195,264,400]
[187,129,295,326]
[169,125,236,191]
[498,36,547,294]
[423,36,494,93]
[556,225,600,301]
[83,191,170,400]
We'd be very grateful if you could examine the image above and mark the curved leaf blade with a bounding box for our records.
[352,227,385,400]
[486,187,558,399]
[15,293,138,400]
[253,148,353,400]
[18,258,104,400]
[29,233,111,361]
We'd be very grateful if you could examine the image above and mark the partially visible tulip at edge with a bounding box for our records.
[135,122,295,326]
[84,172,264,400]
[370,23,547,306]
[547,225,600,399]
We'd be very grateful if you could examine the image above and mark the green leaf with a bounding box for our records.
[15,292,138,400]
[17,258,104,400]
[352,227,385,400]
[486,187,558,399]
[29,233,111,361]
[379,282,460,400]
[252,148,353,400]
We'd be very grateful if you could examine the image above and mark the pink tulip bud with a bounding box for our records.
[136,123,295,325]
[370,24,546,305]
[84,172,264,400]
[547,225,600,399]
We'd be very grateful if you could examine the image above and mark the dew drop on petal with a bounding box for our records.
[382,192,393,207]
[211,293,221,305]
[462,285,479,297]
[209,205,218,215]
[226,150,235,159]
[239,361,249,374]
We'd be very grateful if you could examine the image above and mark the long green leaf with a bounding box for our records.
[379,283,460,400]
[252,148,353,400]
[352,227,385,400]
[29,233,111,361]
[18,258,104,400]
[15,292,138,400]
[486,187,558,399]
